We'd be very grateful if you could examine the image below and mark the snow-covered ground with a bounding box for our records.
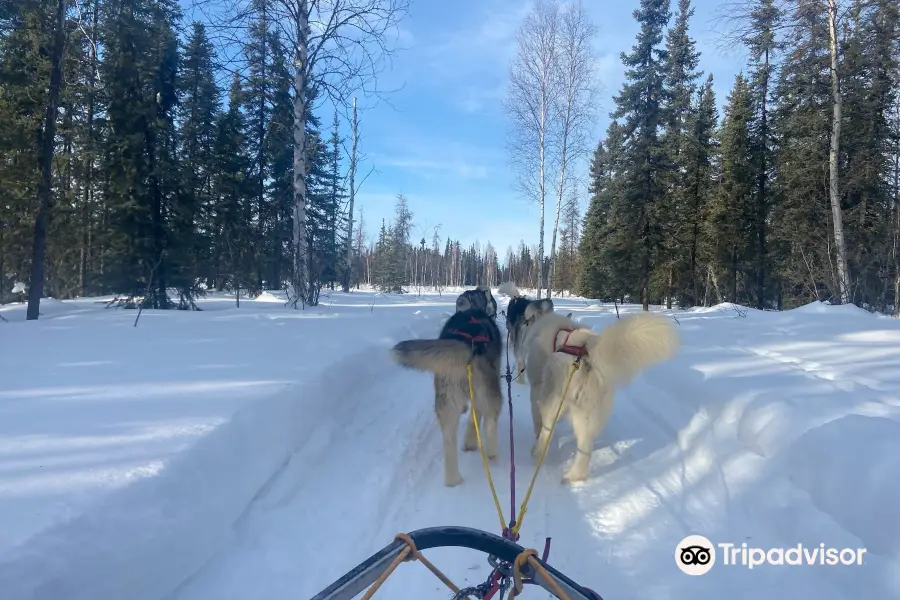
[1,288,899,600]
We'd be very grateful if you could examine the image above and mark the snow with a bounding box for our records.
[1,289,899,600]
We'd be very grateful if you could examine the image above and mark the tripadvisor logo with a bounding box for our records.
[675,535,867,575]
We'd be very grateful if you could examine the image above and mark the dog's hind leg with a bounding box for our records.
[530,395,543,438]
[479,365,502,460]
[463,361,501,459]
[462,409,478,452]
[516,356,528,385]
[531,380,563,459]
[435,376,465,487]
[561,390,613,484]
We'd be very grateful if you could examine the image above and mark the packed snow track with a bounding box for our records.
[1,290,898,600]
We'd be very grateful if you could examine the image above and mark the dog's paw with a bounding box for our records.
[462,439,478,452]
[444,473,464,487]
[561,470,588,484]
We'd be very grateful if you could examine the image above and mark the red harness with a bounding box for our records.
[450,315,492,344]
[553,327,588,358]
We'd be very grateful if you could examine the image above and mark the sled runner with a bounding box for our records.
[309,525,604,600]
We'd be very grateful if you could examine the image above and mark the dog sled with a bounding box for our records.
[309,333,604,600]
[309,525,604,600]
[310,287,677,600]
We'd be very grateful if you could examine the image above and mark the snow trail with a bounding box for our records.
[2,291,899,600]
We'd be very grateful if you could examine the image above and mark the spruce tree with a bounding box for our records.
[704,74,754,304]
[608,0,671,309]
[178,21,220,292]
[265,30,294,289]
[661,0,702,307]
[769,1,833,307]
[214,74,253,297]
[680,75,718,306]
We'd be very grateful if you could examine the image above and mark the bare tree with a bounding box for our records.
[341,96,376,293]
[545,0,597,298]
[504,0,561,299]
[289,0,409,307]
[342,97,358,293]
[193,0,410,306]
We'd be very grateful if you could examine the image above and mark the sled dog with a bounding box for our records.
[521,306,679,483]
[390,307,504,487]
[497,281,554,384]
[455,286,498,319]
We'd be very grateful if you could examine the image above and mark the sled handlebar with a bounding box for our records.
[309,526,601,600]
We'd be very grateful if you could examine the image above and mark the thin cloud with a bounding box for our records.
[377,156,489,180]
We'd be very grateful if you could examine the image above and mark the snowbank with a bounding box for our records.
[0,382,295,600]
[787,414,900,559]
[0,292,444,600]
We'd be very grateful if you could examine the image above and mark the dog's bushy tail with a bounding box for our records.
[498,281,521,298]
[566,313,679,386]
[391,339,473,376]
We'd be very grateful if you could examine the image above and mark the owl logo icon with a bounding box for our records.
[676,535,716,575]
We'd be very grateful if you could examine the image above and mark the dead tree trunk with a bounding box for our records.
[26,0,67,320]
[342,97,357,293]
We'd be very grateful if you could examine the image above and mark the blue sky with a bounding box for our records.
[316,0,750,262]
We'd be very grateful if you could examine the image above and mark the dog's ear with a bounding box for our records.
[538,298,554,313]
[523,300,544,322]
[455,295,470,313]
[482,288,496,316]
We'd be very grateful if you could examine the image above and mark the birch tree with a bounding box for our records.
[504,0,560,299]
[288,0,409,307]
[201,0,409,307]
[546,0,598,297]
[827,0,850,304]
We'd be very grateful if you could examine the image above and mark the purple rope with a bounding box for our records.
[505,330,518,540]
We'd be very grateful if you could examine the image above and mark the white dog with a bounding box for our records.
[520,305,679,483]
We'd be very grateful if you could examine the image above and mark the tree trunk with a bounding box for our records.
[26,0,67,320]
[893,137,899,317]
[828,0,851,305]
[547,132,568,299]
[538,114,547,298]
[756,47,769,310]
[343,97,357,293]
[291,0,310,307]
[666,266,673,309]
[80,0,99,298]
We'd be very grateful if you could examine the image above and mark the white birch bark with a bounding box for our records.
[291,0,310,307]
[505,0,560,300]
[827,0,851,304]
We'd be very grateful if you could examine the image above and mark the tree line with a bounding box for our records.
[345,192,578,294]
[5,0,897,315]
[0,0,415,315]
[576,0,900,315]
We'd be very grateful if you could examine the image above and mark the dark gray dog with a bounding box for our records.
[454,286,498,319]
[390,301,503,487]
